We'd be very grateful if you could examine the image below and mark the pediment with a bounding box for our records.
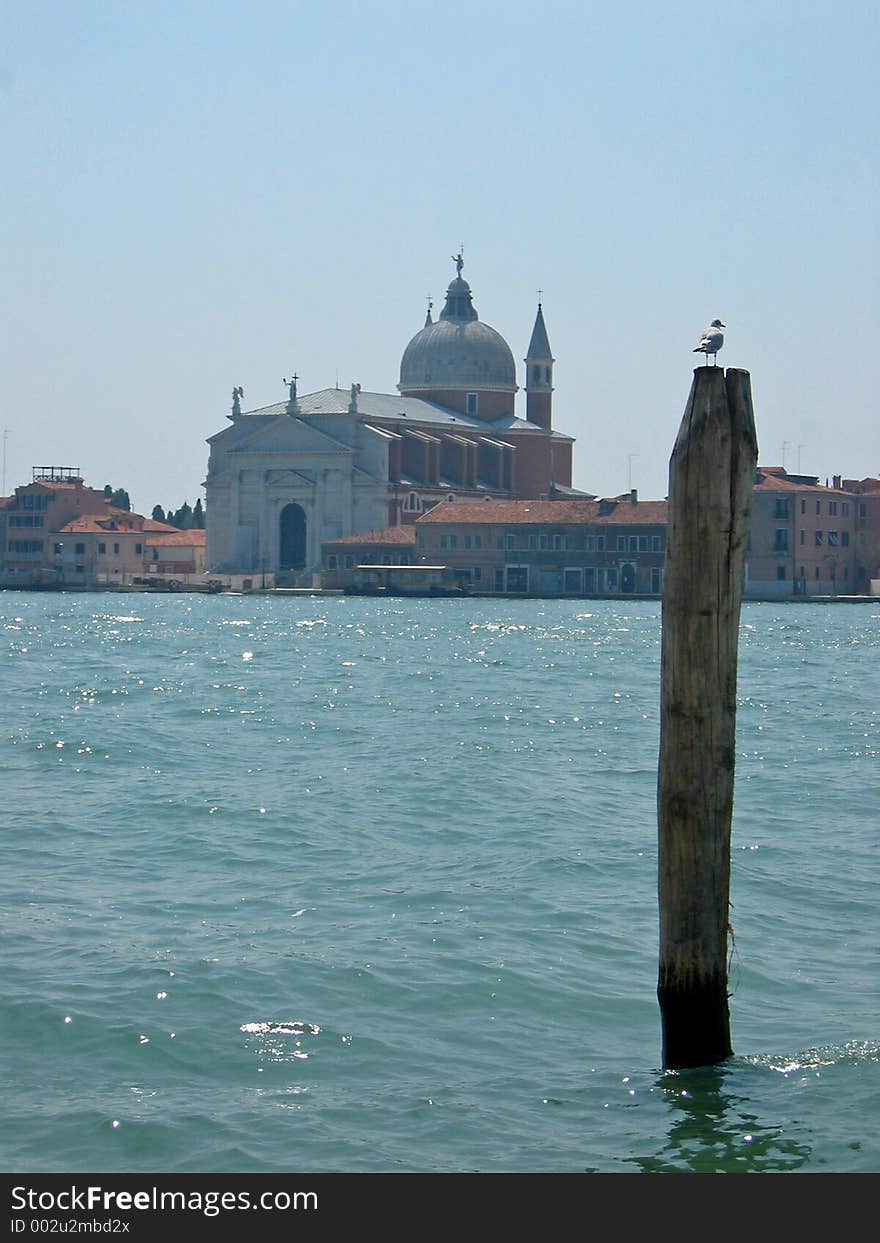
[265,468,317,487]
[227,415,354,456]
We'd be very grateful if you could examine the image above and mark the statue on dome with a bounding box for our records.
[231,386,244,418]
[452,251,464,277]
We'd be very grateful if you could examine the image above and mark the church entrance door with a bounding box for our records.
[621,562,636,593]
[279,503,307,570]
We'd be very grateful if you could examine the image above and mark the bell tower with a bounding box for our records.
[525,301,554,430]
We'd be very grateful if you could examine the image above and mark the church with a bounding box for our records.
[204,256,581,579]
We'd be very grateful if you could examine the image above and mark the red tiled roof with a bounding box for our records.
[145,529,206,546]
[323,526,416,547]
[416,498,668,525]
[143,519,181,532]
[56,513,145,534]
[754,470,846,495]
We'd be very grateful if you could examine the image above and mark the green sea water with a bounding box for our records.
[2,593,878,1172]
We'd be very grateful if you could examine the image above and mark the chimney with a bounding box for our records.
[630,488,638,504]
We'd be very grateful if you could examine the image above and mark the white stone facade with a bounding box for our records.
[205,408,392,575]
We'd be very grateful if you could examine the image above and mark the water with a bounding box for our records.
[2,593,878,1173]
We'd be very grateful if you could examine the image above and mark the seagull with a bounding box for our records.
[694,319,725,365]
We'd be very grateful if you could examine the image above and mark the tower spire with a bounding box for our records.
[525,301,554,431]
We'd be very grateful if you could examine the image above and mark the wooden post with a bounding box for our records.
[658,366,758,1069]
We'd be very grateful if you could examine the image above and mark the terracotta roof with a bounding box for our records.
[142,519,181,532]
[416,498,668,526]
[323,525,416,547]
[145,529,206,546]
[56,512,145,534]
[754,470,846,495]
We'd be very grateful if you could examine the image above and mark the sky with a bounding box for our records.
[3,1,878,514]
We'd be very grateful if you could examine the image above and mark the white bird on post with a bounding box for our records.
[693,319,725,365]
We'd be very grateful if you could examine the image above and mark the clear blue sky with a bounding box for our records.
[3,1,877,512]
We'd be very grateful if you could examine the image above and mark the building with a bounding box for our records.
[746,467,861,597]
[204,257,581,581]
[321,494,668,595]
[840,476,880,594]
[0,466,201,588]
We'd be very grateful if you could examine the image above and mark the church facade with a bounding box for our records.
[204,258,579,578]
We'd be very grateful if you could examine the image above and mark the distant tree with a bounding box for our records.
[151,505,166,523]
[102,483,131,511]
[173,501,194,530]
[192,498,205,529]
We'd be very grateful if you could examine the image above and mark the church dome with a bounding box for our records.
[399,265,517,394]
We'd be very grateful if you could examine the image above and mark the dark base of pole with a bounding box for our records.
[658,970,732,1070]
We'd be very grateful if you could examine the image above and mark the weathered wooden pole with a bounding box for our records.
[658,366,758,1069]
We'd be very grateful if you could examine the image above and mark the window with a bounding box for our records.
[617,536,626,551]
[585,536,595,551]
[496,536,504,550]
[801,499,806,514]
[816,501,821,515]
[75,543,85,555]
[800,529,805,545]
[651,566,662,593]
[8,539,44,553]
[776,566,786,580]
[135,543,142,554]
[829,501,837,516]
[494,567,505,592]
[464,534,472,549]
[344,555,354,569]
[113,543,120,555]
[828,531,839,547]
[528,534,538,549]
[815,531,824,546]
[473,566,482,581]
[474,535,481,549]
[506,533,515,550]
[606,567,619,590]
[638,536,648,552]
[532,366,541,385]
[449,535,457,549]
[842,502,849,516]
[466,393,478,415]
[327,554,338,569]
[553,534,563,551]
[544,366,551,383]
[651,535,662,552]
[402,492,423,513]
[563,568,582,593]
[774,499,790,518]
[540,534,549,550]
[774,529,788,551]
[629,536,638,552]
[841,532,849,547]
[596,536,605,551]
[98,543,106,554]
